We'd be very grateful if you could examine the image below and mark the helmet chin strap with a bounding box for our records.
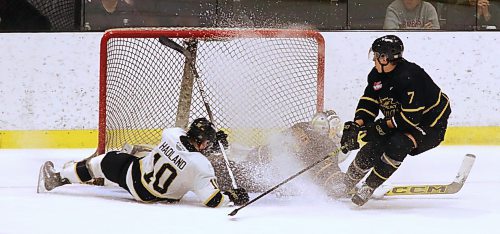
[377,56,390,73]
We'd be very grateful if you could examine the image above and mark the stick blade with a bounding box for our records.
[454,153,476,184]
[384,153,476,196]
[228,208,239,216]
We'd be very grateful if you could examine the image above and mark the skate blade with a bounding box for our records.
[37,163,47,193]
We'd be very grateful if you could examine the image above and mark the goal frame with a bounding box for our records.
[97,27,325,154]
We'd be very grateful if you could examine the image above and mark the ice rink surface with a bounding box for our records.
[0,146,499,234]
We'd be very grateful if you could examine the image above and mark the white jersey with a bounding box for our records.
[125,128,232,207]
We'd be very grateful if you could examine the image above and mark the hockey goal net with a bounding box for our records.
[97,27,325,154]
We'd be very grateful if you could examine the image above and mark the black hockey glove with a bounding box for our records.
[361,118,393,142]
[340,121,361,154]
[223,188,249,206]
[211,130,229,151]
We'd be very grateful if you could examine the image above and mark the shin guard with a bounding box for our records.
[365,153,402,189]
[344,141,384,191]
[365,133,414,189]
[60,154,106,183]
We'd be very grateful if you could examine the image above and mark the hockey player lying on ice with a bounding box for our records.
[38,118,250,208]
[104,110,351,198]
[45,110,351,201]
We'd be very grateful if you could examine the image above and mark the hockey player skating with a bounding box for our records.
[341,35,451,206]
[37,118,250,207]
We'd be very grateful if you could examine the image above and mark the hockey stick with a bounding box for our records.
[383,153,476,196]
[229,152,475,216]
[159,36,239,189]
[228,146,345,216]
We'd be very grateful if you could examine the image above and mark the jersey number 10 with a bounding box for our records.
[144,153,178,194]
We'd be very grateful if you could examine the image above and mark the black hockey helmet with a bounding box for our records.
[187,117,217,144]
[371,35,404,62]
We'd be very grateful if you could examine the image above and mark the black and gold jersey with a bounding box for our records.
[354,59,451,134]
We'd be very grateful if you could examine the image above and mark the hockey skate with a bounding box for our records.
[351,183,375,206]
[37,161,69,193]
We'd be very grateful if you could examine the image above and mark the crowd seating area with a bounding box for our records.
[0,0,498,31]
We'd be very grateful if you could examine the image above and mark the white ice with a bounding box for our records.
[0,146,498,234]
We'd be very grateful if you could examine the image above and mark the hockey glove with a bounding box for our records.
[211,130,229,151]
[223,188,249,206]
[340,121,361,154]
[361,118,393,142]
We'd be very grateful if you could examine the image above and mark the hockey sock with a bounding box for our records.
[60,159,92,183]
[345,158,370,189]
[345,141,384,189]
[59,154,107,183]
[365,153,402,188]
[365,133,414,189]
[75,160,92,182]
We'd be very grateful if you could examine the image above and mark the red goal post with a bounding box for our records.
[97,27,325,154]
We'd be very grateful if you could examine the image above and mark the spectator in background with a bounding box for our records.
[445,0,499,30]
[473,0,496,29]
[101,0,134,14]
[95,0,199,28]
[0,0,51,31]
[384,0,440,29]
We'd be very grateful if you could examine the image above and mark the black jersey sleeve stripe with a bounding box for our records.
[423,90,442,114]
[360,96,379,104]
[358,97,380,111]
[355,95,380,122]
[398,111,419,127]
[356,108,377,118]
[204,190,224,207]
[401,106,425,112]
[430,94,450,127]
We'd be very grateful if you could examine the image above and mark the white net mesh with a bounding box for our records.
[99,28,324,153]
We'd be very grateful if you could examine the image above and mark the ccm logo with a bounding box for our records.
[389,185,447,194]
